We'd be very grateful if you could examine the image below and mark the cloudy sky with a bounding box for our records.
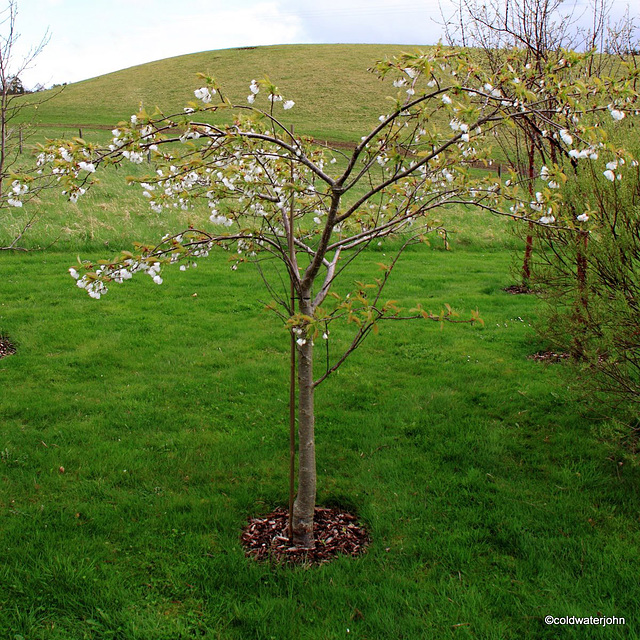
[8,0,639,88]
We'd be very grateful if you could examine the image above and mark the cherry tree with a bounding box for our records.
[442,0,638,286]
[26,46,638,548]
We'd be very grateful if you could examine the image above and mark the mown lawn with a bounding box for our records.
[1,238,638,639]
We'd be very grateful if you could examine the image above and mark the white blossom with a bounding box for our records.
[68,188,86,204]
[78,161,95,173]
[11,181,28,196]
[576,213,589,222]
[249,80,260,94]
[210,213,233,227]
[441,94,452,104]
[59,147,73,163]
[559,129,573,146]
[283,100,295,110]
[604,169,616,181]
[194,87,213,103]
[608,104,625,121]
[122,150,145,164]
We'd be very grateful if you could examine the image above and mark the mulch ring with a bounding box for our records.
[528,350,571,363]
[241,507,370,565]
[503,284,534,295]
[0,336,17,359]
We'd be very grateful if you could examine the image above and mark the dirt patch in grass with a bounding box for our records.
[0,336,16,359]
[241,507,369,565]
[528,350,570,363]
[503,284,534,295]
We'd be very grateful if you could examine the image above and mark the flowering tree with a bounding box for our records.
[27,46,638,547]
[528,133,640,406]
[442,0,638,286]
[0,0,57,250]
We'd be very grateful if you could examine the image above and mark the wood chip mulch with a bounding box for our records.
[503,284,534,295]
[241,507,370,565]
[528,350,571,363]
[0,336,16,359]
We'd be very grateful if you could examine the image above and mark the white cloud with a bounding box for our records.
[19,1,305,87]
[13,0,640,88]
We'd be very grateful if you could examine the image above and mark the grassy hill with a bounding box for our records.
[25,44,428,143]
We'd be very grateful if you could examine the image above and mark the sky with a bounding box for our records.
[6,0,639,89]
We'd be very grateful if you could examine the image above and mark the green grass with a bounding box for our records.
[1,238,639,638]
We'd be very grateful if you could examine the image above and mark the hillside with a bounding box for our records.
[25,44,428,143]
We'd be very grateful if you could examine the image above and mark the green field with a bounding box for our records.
[1,45,639,639]
[20,44,431,143]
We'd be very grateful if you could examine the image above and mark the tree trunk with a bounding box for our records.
[292,294,317,548]
[572,230,590,359]
[522,143,536,287]
[522,222,534,286]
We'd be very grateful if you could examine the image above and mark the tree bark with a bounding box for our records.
[521,143,536,287]
[292,294,317,548]
[522,222,534,286]
[572,230,590,359]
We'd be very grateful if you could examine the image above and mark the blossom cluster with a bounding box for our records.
[7,180,28,207]
[246,79,294,110]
